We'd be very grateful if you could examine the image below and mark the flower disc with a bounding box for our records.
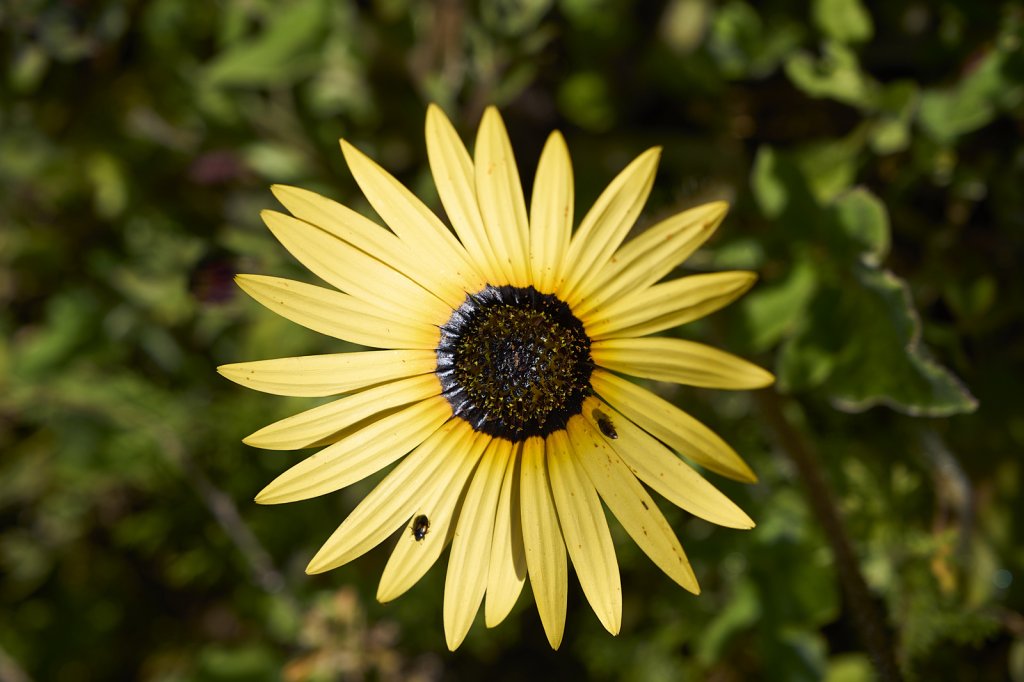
[437,285,594,441]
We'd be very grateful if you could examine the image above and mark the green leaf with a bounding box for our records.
[792,128,866,202]
[740,254,818,352]
[869,81,918,154]
[204,0,328,87]
[751,145,861,256]
[767,630,828,682]
[825,654,874,682]
[830,187,890,265]
[13,292,101,378]
[480,0,553,36]
[86,152,128,219]
[812,0,873,44]
[559,71,615,132]
[242,142,312,181]
[751,146,820,221]
[661,0,713,55]
[775,287,843,393]
[917,21,1024,143]
[750,146,787,219]
[708,1,805,79]
[785,42,878,109]
[829,267,977,415]
[782,268,978,416]
[695,579,761,665]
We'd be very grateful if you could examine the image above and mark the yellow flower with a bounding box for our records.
[219,105,773,650]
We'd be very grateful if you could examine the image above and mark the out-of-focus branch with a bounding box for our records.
[13,385,299,615]
[757,391,903,682]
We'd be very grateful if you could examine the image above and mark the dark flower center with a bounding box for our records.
[436,285,594,441]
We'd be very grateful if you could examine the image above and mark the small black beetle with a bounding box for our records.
[594,409,618,439]
[411,514,430,541]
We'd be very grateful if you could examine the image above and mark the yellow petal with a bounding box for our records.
[529,131,574,294]
[305,419,473,574]
[270,185,467,311]
[485,444,527,627]
[520,436,568,649]
[261,209,451,322]
[572,201,728,319]
[474,106,531,286]
[236,274,439,349]
[444,438,513,650]
[377,430,490,603]
[255,396,450,504]
[592,337,775,389]
[586,271,757,340]
[581,398,754,529]
[339,139,486,296]
[425,104,506,285]
[217,349,436,397]
[559,148,661,303]
[244,374,441,450]
[590,369,756,483]
[548,430,621,635]
[567,416,699,594]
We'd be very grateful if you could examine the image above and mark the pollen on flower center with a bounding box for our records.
[436,285,594,442]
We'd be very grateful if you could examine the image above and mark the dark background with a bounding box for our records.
[2,0,1022,680]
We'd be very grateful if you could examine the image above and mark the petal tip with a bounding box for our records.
[305,556,329,575]
[756,369,777,388]
[254,483,287,505]
[339,138,359,159]
[240,432,260,447]
[706,200,730,220]
[215,363,235,378]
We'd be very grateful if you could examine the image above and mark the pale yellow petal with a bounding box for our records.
[591,369,756,483]
[581,398,754,529]
[520,436,567,649]
[485,444,527,627]
[585,271,757,340]
[244,374,442,450]
[339,139,486,295]
[444,438,513,650]
[572,201,729,319]
[567,416,699,594]
[592,337,775,389]
[377,430,490,603]
[559,148,661,303]
[236,274,439,349]
[305,419,473,574]
[425,104,505,284]
[254,396,450,504]
[217,350,436,397]
[474,106,531,286]
[261,209,451,322]
[548,430,621,635]
[270,185,467,311]
[529,131,574,294]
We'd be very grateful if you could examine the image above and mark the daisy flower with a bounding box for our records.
[219,105,773,650]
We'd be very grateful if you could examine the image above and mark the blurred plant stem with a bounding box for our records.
[10,384,300,619]
[111,400,302,616]
[758,391,903,682]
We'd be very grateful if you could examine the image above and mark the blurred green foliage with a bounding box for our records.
[2,0,1022,680]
